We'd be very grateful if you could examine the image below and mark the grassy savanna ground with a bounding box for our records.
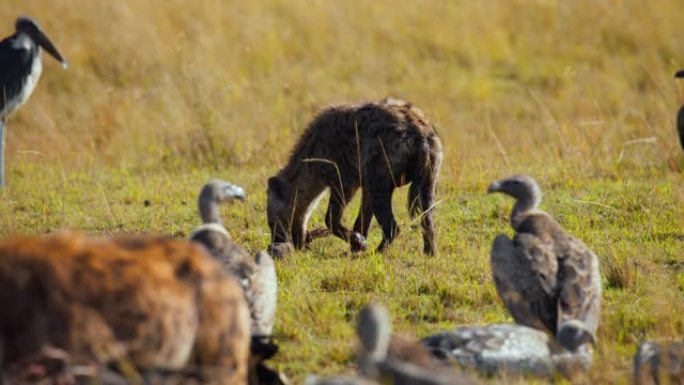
[1,0,684,383]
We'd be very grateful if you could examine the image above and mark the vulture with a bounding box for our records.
[633,340,684,385]
[421,321,593,378]
[307,303,480,385]
[676,70,684,151]
[487,175,602,343]
[188,179,282,383]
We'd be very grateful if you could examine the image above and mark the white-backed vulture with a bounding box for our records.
[188,180,283,385]
[487,175,601,343]
[189,179,278,340]
[307,303,480,385]
[421,321,594,378]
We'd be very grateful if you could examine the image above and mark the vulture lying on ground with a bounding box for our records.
[306,303,480,385]
[421,321,593,378]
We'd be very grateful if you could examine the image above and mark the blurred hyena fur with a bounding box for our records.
[0,232,251,385]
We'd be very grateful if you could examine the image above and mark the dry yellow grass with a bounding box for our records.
[0,0,683,383]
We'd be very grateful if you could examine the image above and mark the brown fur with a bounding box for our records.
[0,232,251,385]
[386,334,445,370]
[267,98,443,255]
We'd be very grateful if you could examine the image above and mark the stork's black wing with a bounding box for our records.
[678,105,684,152]
[0,34,34,117]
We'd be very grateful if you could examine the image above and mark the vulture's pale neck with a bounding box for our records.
[357,304,391,376]
[511,190,541,228]
[199,191,221,224]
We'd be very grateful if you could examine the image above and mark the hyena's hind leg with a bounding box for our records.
[410,178,437,256]
[409,137,441,255]
[325,186,367,252]
[369,185,399,253]
[353,190,373,238]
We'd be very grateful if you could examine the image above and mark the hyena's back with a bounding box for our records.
[290,100,442,188]
[272,99,442,255]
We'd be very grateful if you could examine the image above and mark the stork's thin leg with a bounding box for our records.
[0,119,5,188]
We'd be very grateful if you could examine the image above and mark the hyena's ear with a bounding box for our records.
[268,176,289,201]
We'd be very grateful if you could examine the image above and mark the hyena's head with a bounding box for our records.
[267,175,297,245]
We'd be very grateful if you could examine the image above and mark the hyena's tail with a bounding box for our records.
[408,134,443,219]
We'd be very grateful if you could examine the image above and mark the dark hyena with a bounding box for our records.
[266,98,443,255]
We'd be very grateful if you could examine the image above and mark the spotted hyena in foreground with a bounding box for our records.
[0,233,251,385]
[267,98,443,255]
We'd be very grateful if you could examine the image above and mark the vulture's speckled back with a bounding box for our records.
[488,175,602,341]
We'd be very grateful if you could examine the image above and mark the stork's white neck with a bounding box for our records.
[11,33,34,51]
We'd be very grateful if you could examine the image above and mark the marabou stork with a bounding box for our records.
[0,17,67,187]
[676,70,684,152]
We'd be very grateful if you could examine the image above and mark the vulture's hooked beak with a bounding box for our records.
[222,183,246,201]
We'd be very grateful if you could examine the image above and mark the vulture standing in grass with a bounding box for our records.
[188,179,282,384]
[676,70,684,151]
[421,321,594,378]
[306,303,480,385]
[487,175,601,344]
[633,340,684,385]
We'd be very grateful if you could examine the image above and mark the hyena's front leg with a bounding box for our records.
[325,186,367,252]
[370,187,399,252]
[353,190,373,238]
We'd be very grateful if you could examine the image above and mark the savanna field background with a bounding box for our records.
[1,0,683,383]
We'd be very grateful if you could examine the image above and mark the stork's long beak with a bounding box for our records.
[487,181,501,193]
[675,70,684,79]
[33,29,67,69]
